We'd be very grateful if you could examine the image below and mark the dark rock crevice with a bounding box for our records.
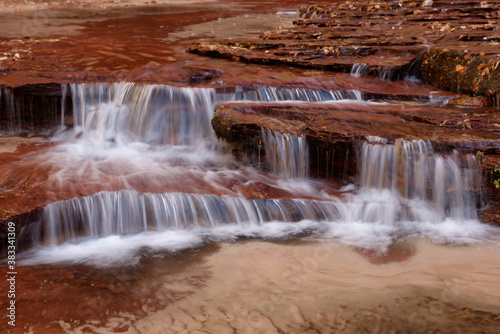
[0,83,71,133]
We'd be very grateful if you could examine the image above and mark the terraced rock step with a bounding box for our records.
[212,100,500,191]
[213,101,500,152]
[188,0,500,100]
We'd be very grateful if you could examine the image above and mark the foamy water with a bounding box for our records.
[19,211,498,267]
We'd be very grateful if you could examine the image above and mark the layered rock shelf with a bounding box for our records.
[212,99,500,224]
[1,2,500,333]
[213,100,500,174]
[189,0,500,101]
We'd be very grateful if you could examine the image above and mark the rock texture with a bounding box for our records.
[420,48,500,103]
[189,0,500,100]
[213,100,500,179]
[214,102,500,148]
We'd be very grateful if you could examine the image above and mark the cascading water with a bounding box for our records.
[60,83,68,128]
[229,85,364,102]
[67,82,363,149]
[330,138,488,249]
[70,82,217,146]
[357,138,480,222]
[17,82,495,266]
[261,128,309,180]
[39,190,343,246]
[378,65,397,81]
[350,63,369,77]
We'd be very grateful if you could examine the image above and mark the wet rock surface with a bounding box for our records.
[0,1,500,333]
[0,0,499,226]
[187,0,500,226]
[214,101,500,150]
[189,0,500,100]
[212,100,500,193]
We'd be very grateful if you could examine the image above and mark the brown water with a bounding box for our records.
[3,239,499,333]
[132,239,500,334]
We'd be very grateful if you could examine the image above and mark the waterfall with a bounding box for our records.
[61,83,68,127]
[355,138,480,222]
[39,190,343,246]
[3,87,17,130]
[68,82,363,149]
[351,63,368,77]
[230,85,364,102]
[15,83,495,267]
[378,65,397,81]
[70,82,217,146]
[261,128,309,180]
[1,85,67,135]
[0,87,19,133]
[21,137,493,265]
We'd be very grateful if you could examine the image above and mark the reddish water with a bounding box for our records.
[1,1,500,333]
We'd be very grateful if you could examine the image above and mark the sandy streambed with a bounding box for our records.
[43,238,500,334]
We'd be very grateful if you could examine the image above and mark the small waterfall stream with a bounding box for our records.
[70,83,218,146]
[0,87,19,133]
[351,63,368,77]
[261,128,309,180]
[358,138,480,222]
[33,137,487,249]
[66,82,363,149]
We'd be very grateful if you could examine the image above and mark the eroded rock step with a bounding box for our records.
[0,83,69,133]
[214,101,500,153]
[0,76,461,134]
[212,100,500,221]
[188,0,500,101]
[2,78,500,252]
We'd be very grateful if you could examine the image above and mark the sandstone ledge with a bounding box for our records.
[189,0,500,101]
[213,101,500,179]
[420,48,500,102]
[213,102,500,153]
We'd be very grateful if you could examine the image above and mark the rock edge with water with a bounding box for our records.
[189,0,500,102]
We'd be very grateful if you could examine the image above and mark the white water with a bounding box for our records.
[350,63,368,77]
[70,82,217,146]
[62,82,363,150]
[15,82,500,266]
[261,128,309,179]
[359,138,480,221]
[60,83,68,127]
[40,190,342,247]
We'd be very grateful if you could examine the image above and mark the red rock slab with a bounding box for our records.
[187,0,500,102]
[212,101,500,218]
[213,101,500,151]
[122,60,460,102]
[188,40,419,75]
